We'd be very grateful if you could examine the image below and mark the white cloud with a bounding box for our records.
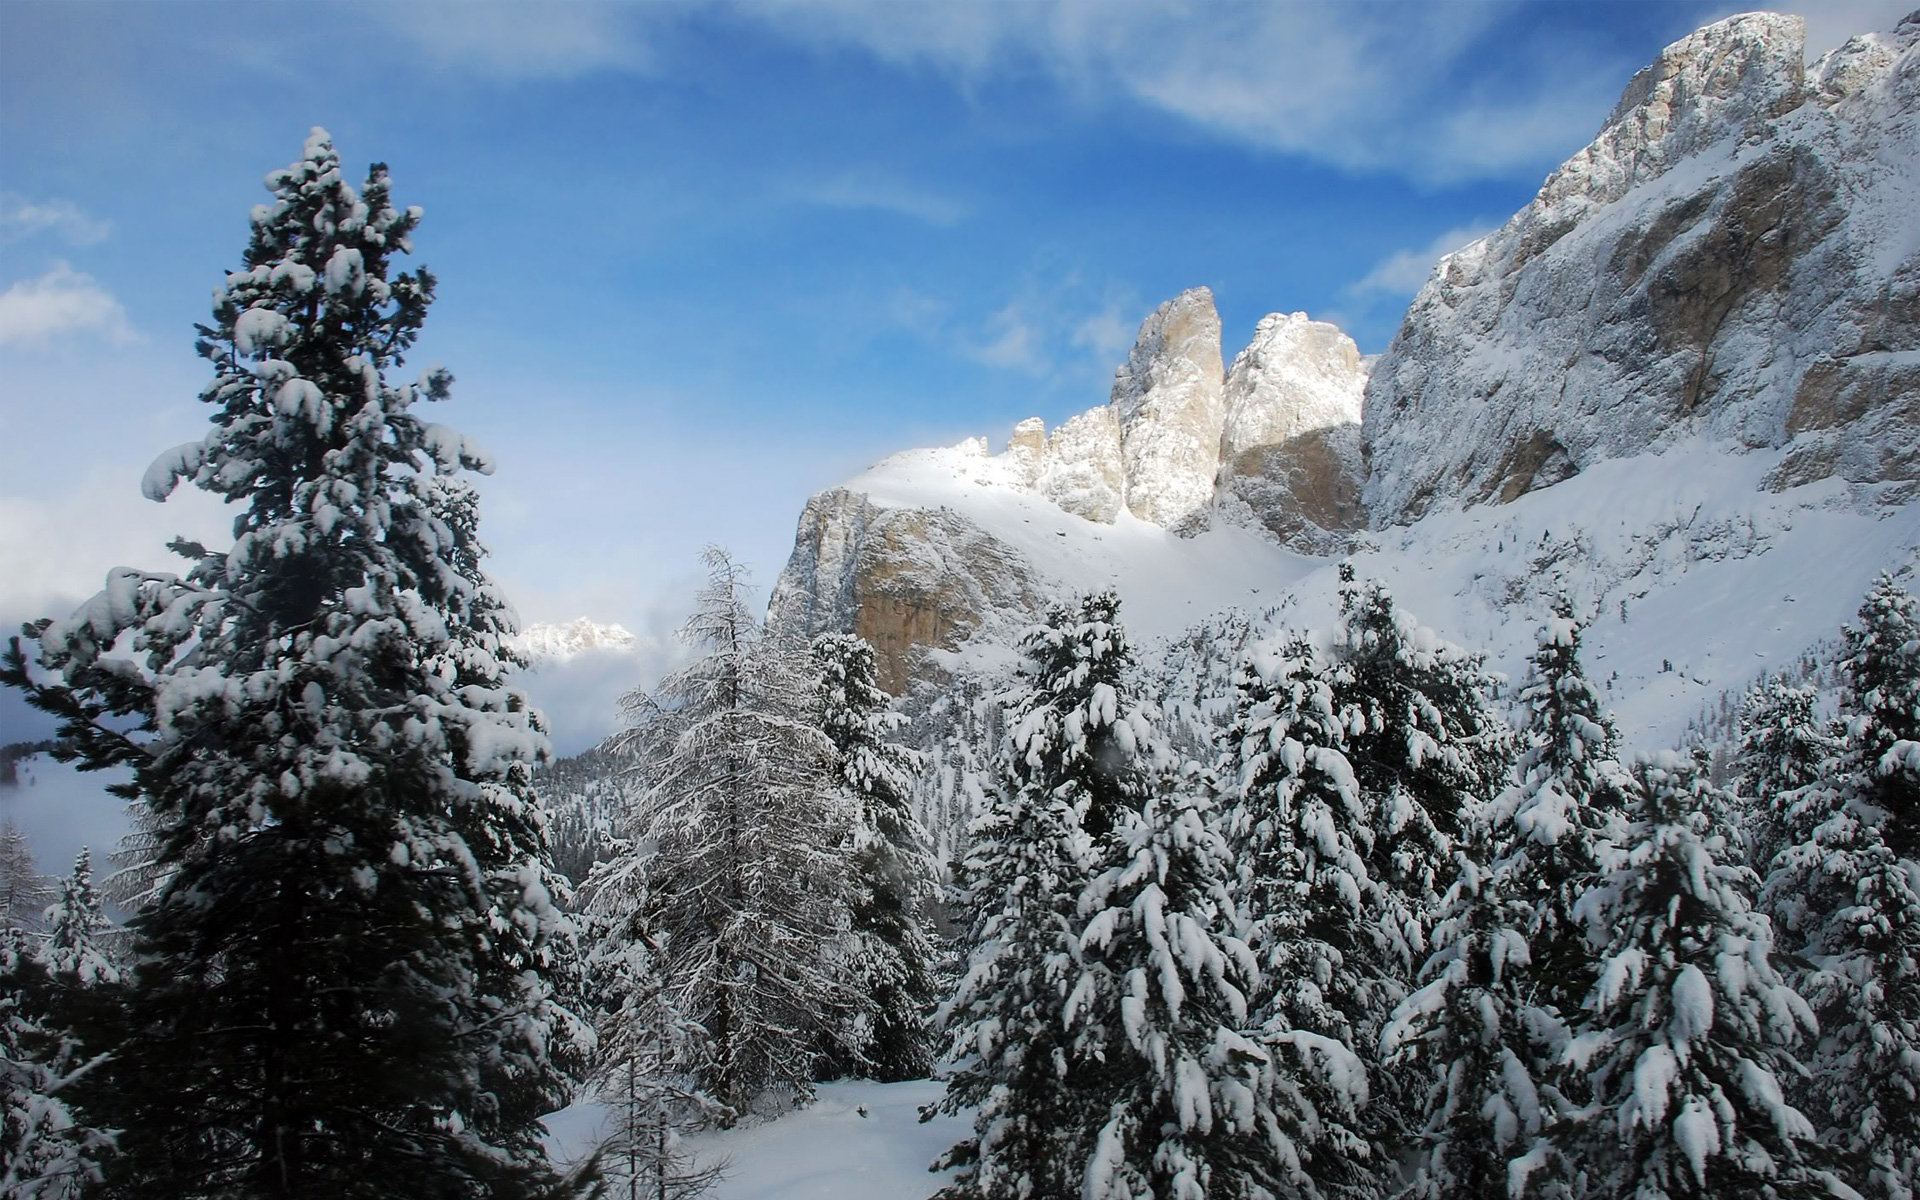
[786,170,969,227]
[0,263,137,347]
[1730,1,1915,58]
[379,1,657,79]
[0,195,111,246]
[953,274,1143,380]
[1070,303,1134,364]
[0,465,228,621]
[727,0,1626,183]
[1347,223,1498,299]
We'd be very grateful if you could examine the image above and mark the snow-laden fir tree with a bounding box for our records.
[0,821,51,933]
[810,631,937,1082]
[1761,575,1920,1199]
[1072,768,1341,1200]
[1568,752,1847,1200]
[1492,605,1630,1074]
[1330,567,1514,935]
[927,750,1092,1200]
[1841,572,1920,856]
[1,129,586,1198]
[1736,680,1843,875]
[576,886,727,1200]
[1,849,120,1200]
[1382,810,1563,1200]
[1219,637,1386,1200]
[1007,589,1161,842]
[610,547,852,1122]
[1,929,114,1200]
[928,591,1162,1200]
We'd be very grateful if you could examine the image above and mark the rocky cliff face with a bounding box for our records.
[1216,312,1368,553]
[1362,11,1920,526]
[1110,287,1228,528]
[766,483,1048,693]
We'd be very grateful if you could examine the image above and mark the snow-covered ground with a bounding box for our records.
[839,432,1919,753]
[544,1079,968,1200]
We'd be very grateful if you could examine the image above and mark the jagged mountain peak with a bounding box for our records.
[1362,5,1919,527]
[513,617,640,666]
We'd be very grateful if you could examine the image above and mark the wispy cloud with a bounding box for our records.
[0,263,137,347]
[955,275,1143,380]
[378,1,657,79]
[785,169,969,227]
[1346,223,1498,299]
[725,0,1628,184]
[0,195,111,246]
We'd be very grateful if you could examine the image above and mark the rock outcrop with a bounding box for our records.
[767,487,1047,693]
[1037,406,1126,523]
[1363,11,1920,526]
[1215,312,1368,552]
[1110,287,1227,528]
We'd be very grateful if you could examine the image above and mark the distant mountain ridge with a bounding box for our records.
[512,618,639,666]
[763,9,1920,752]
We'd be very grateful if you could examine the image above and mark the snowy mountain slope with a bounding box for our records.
[1362,10,1920,526]
[774,423,1916,753]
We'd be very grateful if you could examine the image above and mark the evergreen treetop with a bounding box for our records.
[3,129,586,1198]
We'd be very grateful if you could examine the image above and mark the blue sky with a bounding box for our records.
[0,0,1908,758]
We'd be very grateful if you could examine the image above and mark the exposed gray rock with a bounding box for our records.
[1363,10,1920,526]
[1216,312,1368,550]
[1037,405,1126,524]
[766,487,1046,694]
[1109,287,1226,528]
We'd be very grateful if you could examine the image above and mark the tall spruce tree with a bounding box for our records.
[1331,567,1514,936]
[929,591,1162,1199]
[1219,637,1386,1200]
[1382,825,1557,1200]
[1762,575,1920,1198]
[609,547,852,1122]
[1736,680,1842,875]
[1569,753,1844,1200]
[1072,770,1335,1200]
[1,130,585,1198]
[1,927,114,1200]
[809,631,937,1081]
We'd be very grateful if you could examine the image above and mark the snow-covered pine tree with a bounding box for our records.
[1493,604,1630,1059]
[1736,680,1843,874]
[1381,816,1557,1200]
[0,129,586,1198]
[0,821,51,933]
[1072,768,1332,1200]
[928,591,1162,1199]
[1331,567,1514,945]
[927,770,1090,1200]
[1840,572,1920,857]
[1,927,114,1200]
[1219,636,1385,1200]
[1568,752,1845,1200]
[1761,575,1920,1198]
[610,547,852,1122]
[36,850,114,990]
[1008,589,1161,842]
[810,631,937,1082]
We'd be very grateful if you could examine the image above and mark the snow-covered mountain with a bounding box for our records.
[1364,10,1920,524]
[511,617,641,666]
[767,9,1920,752]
